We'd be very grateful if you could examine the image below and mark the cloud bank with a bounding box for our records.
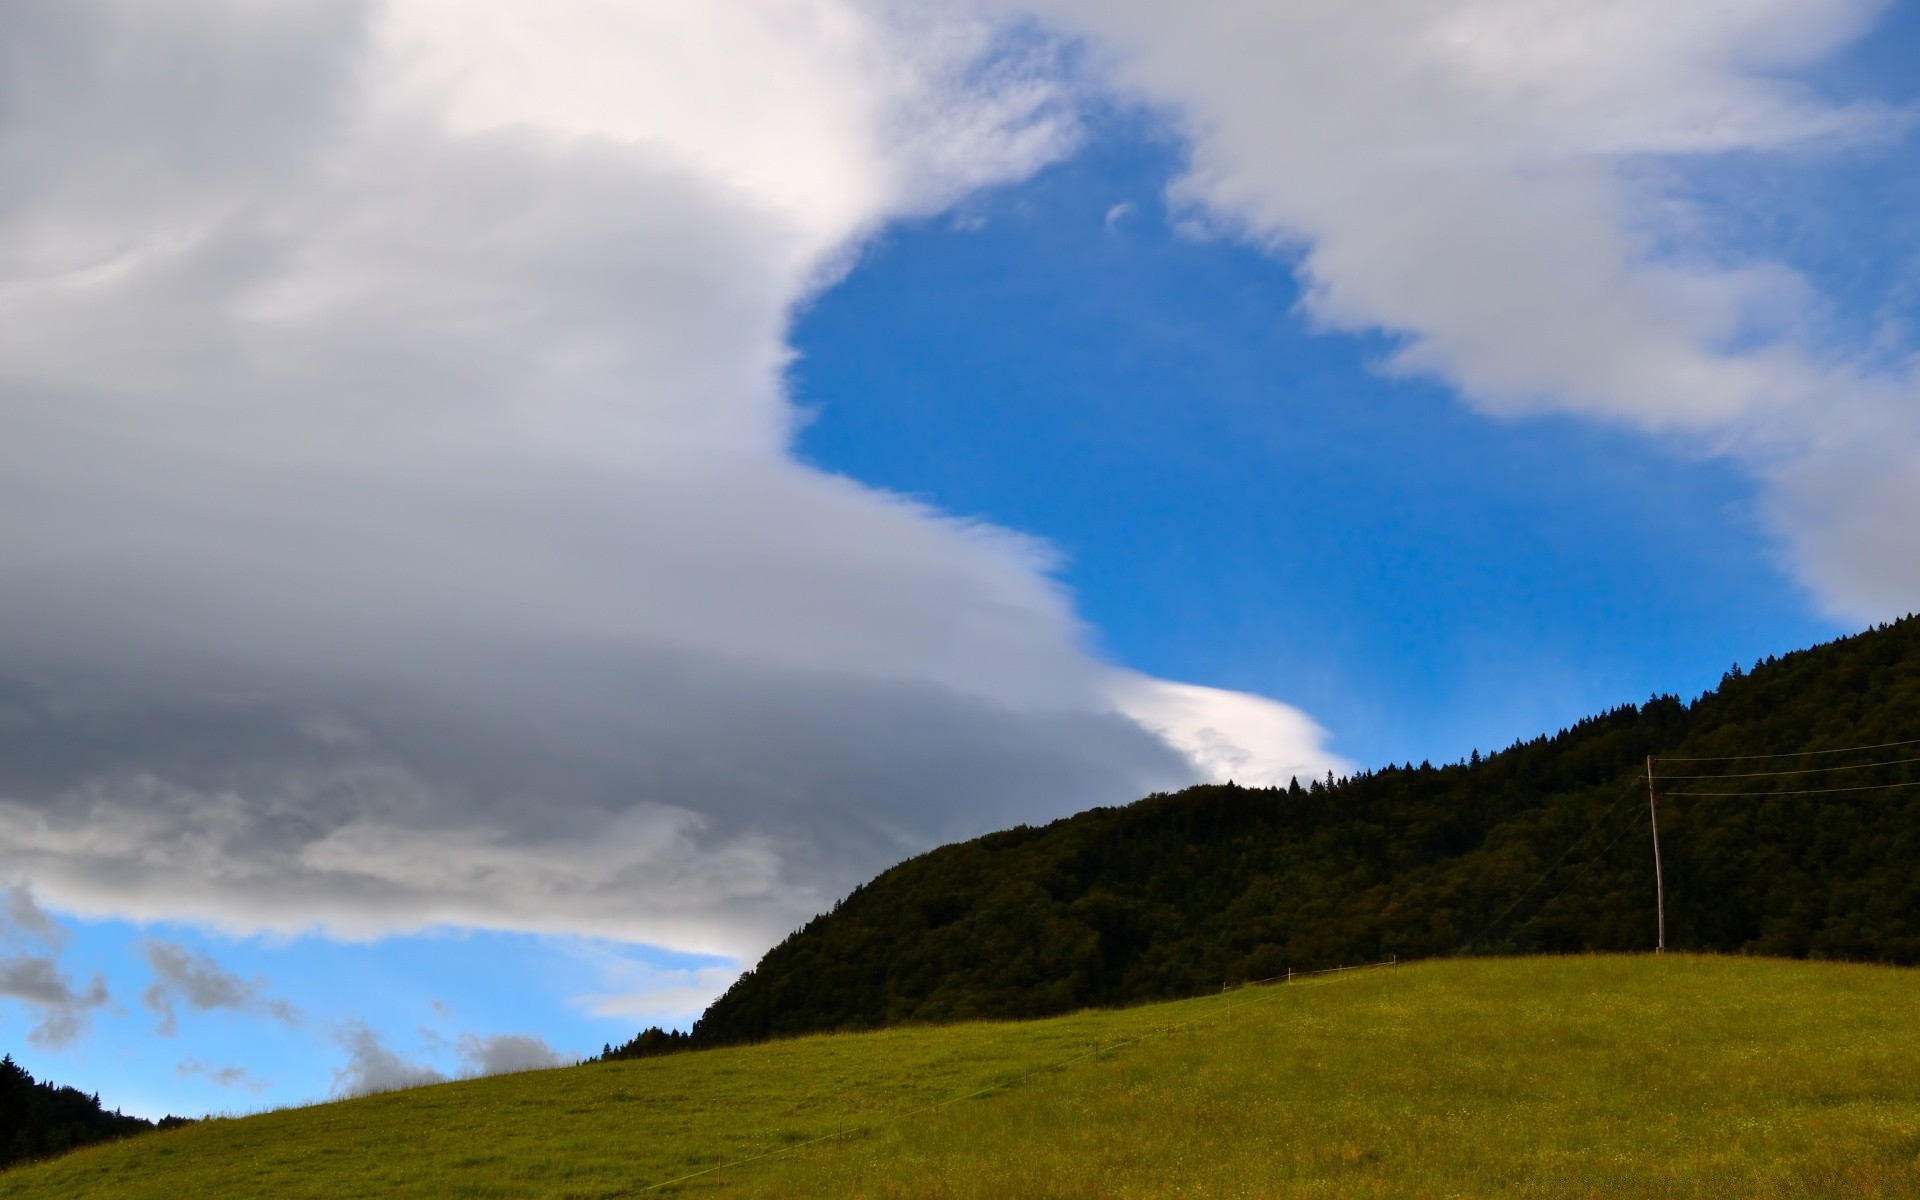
[0,0,1342,962]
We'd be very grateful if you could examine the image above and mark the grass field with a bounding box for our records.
[5,955,1919,1198]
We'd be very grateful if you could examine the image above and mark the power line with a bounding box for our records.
[1461,786,1642,951]
[1663,779,1920,798]
[1654,736,1920,764]
[1516,805,1650,934]
[1653,753,1920,781]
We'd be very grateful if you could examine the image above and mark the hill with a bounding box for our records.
[4,956,1917,1197]
[695,615,1920,1044]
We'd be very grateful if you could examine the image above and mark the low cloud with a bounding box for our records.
[331,1024,446,1098]
[140,940,299,1037]
[455,1033,573,1077]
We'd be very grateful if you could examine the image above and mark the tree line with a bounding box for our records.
[0,1056,190,1171]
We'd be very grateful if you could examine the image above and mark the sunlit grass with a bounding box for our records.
[6,956,1918,1198]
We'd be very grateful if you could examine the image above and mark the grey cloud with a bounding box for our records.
[456,1033,573,1077]
[0,664,1186,957]
[0,883,104,1048]
[140,940,300,1037]
[331,1024,445,1098]
[0,0,1339,965]
[0,885,66,947]
[0,956,109,1049]
[0,956,94,1008]
[178,1058,269,1093]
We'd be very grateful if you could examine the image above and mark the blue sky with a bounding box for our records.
[795,119,1840,767]
[0,0,1915,1118]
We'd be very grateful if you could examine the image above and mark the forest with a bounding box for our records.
[684,615,1920,1046]
[0,1057,185,1170]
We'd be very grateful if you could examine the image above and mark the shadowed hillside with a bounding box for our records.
[693,616,1920,1044]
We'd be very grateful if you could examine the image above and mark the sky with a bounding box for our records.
[0,0,1914,1116]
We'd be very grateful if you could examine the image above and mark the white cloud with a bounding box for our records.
[0,1,1341,962]
[1108,675,1348,789]
[1001,0,1920,619]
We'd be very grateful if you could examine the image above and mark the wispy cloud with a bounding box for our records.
[178,1058,269,1093]
[0,956,108,1050]
[0,886,105,1049]
[140,940,299,1037]
[575,967,743,1023]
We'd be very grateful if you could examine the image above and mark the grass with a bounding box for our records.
[5,955,1919,1198]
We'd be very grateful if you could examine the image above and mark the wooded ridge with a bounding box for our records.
[680,615,1920,1047]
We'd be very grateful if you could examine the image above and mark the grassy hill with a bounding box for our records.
[695,616,1920,1044]
[7,955,1920,1197]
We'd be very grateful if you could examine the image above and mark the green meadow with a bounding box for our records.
[7,955,1919,1198]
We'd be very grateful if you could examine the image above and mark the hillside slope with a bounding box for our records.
[697,617,1920,1043]
[5,957,1917,1198]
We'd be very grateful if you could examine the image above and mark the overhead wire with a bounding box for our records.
[1461,783,1644,951]
[1662,779,1920,798]
[1653,736,1920,763]
[1652,753,1920,780]
[1515,804,1650,924]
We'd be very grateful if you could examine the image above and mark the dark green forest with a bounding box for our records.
[687,615,1920,1046]
[594,1025,692,1063]
[0,1057,182,1170]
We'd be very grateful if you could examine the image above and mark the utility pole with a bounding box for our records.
[1646,755,1666,953]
